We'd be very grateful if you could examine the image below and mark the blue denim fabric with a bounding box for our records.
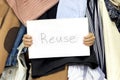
[6,24,26,66]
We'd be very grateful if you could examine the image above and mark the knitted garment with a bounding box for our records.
[105,0,120,32]
[6,0,58,24]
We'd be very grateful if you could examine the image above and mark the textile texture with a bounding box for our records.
[0,0,20,74]
[6,0,58,24]
[6,25,26,66]
[99,0,120,79]
[105,0,120,32]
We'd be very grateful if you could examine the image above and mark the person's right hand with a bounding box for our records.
[22,34,33,47]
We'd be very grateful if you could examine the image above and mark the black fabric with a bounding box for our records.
[31,3,98,78]
[0,74,2,78]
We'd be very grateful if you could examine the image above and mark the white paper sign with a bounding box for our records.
[27,18,90,59]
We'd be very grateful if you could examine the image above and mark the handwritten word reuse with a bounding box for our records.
[40,33,78,44]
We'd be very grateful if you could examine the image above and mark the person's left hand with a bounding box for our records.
[83,33,95,46]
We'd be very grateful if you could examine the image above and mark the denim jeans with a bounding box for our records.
[6,24,26,66]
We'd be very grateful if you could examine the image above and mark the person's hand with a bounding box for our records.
[83,33,95,46]
[22,34,33,47]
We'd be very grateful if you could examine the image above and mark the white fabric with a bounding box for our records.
[68,65,85,80]
[99,0,120,80]
[68,65,106,80]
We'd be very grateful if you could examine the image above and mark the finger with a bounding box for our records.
[23,34,32,39]
[84,33,94,39]
[23,38,33,42]
[23,41,33,47]
[84,40,94,45]
[84,42,93,46]
[24,44,31,47]
[84,36,95,42]
[23,39,33,45]
[22,35,32,42]
[83,37,95,46]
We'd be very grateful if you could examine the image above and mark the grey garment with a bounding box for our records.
[86,0,105,73]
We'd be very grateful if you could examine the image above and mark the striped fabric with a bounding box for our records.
[6,0,58,24]
[86,0,105,71]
